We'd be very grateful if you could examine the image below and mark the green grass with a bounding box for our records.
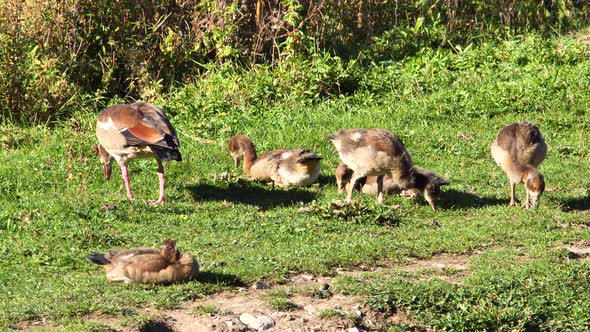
[192,304,222,316]
[317,308,352,320]
[264,298,300,312]
[119,313,170,331]
[1,34,590,330]
[261,289,300,311]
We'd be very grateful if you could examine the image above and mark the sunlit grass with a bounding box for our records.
[1,34,589,330]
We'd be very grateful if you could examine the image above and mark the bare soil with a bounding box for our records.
[565,240,590,259]
[16,253,475,331]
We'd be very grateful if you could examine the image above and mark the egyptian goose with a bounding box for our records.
[87,240,199,284]
[328,128,449,209]
[335,162,449,210]
[335,162,355,194]
[96,102,181,204]
[491,122,547,208]
[227,134,321,186]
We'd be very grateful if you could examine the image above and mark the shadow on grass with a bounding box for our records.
[317,174,336,186]
[439,189,506,209]
[139,321,174,332]
[195,271,245,287]
[185,182,318,210]
[560,193,590,211]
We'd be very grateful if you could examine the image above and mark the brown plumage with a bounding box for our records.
[96,102,181,204]
[335,162,355,195]
[335,162,449,210]
[491,122,547,208]
[227,134,321,186]
[87,240,198,284]
[328,129,449,209]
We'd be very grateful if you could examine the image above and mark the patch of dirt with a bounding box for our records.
[402,253,471,271]
[565,240,590,259]
[571,210,590,217]
[573,26,590,48]
[15,254,474,331]
[12,319,51,331]
[335,253,473,284]
[81,279,406,332]
[559,222,590,229]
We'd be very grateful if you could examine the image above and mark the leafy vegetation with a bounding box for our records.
[317,308,357,322]
[264,298,301,312]
[262,289,300,311]
[192,304,223,316]
[0,0,590,330]
[1,4,590,330]
[1,0,589,122]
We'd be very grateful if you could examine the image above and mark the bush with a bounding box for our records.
[0,0,588,124]
[0,41,86,123]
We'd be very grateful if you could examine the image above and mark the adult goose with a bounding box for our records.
[96,102,181,204]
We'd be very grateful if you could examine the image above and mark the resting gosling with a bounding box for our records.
[227,134,321,186]
[96,102,182,204]
[328,128,449,208]
[335,162,449,210]
[88,240,198,284]
[491,122,547,208]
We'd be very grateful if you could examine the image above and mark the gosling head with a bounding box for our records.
[413,167,450,211]
[424,178,451,211]
[524,169,545,209]
[335,163,353,194]
[228,136,244,167]
[160,239,179,261]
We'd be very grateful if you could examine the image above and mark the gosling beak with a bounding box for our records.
[424,192,438,211]
[529,193,541,209]
[428,200,437,211]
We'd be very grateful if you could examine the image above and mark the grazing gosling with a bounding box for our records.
[335,162,449,210]
[328,128,449,209]
[335,162,355,194]
[87,240,198,284]
[96,102,182,205]
[491,122,547,208]
[227,134,321,186]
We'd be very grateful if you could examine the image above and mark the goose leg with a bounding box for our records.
[376,175,384,204]
[121,165,133,200]
[522,189,530,209]
[150,160,165,205]
[337,179,344,195]
[508,180,517,207]
[345,174,362,203]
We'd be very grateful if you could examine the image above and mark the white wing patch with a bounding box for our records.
[97,117,118,131]
[281,151,294,159]
[351,132,363,141]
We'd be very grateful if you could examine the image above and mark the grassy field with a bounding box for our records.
[1,33,590,330]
